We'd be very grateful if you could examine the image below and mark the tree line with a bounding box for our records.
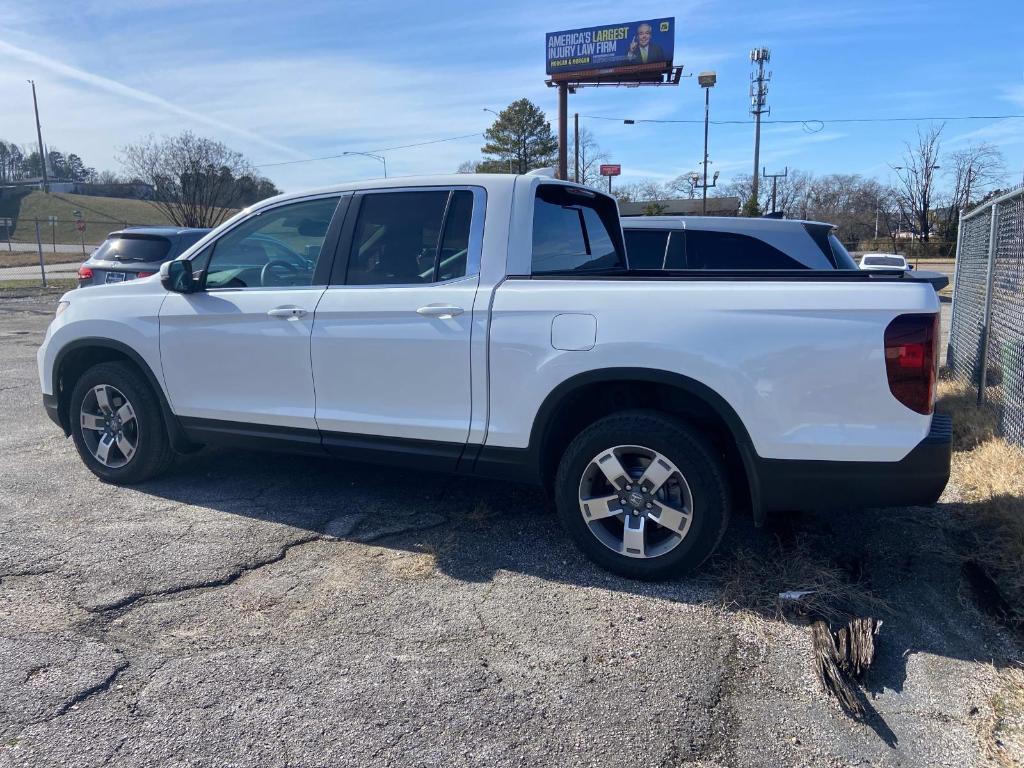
[0,141,98,184]
[456,103,1009,251]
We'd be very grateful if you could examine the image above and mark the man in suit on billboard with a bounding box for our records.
[626,23,665,64]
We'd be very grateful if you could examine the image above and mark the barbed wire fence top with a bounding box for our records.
[947,185,1024,445]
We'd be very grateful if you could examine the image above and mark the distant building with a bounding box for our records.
[618,196,740,217]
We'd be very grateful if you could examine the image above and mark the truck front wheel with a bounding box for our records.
[554,410,731,580]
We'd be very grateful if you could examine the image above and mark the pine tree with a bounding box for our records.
[481,99,558,174]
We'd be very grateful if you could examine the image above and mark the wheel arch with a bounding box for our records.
[52,338,193,452]
[527,368,763,523]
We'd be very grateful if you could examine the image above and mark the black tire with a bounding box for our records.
[69,361,174,484]
[554,410,731,580]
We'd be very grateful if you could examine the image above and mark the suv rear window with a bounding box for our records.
[623,229,669,269]
[685,230,805,269]
[862,255,905,267]
[828,234,858,269]
[92,234,172,263]
[531,185,625,274]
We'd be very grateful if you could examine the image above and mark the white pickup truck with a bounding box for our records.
[38,175,951,579]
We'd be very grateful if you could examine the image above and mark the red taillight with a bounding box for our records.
[884,313,938,414]
[136,271,154,278]
[78,266,93,280]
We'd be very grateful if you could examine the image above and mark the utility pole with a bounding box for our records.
[28,80,49,193]
[698,72,717,216]
[557,84,568,180]
[749,48,771,206]
[762,166,787,214]
[573,113,580,183]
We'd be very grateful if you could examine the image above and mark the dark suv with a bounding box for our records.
[78,227,209,287]
[621,216,858,270]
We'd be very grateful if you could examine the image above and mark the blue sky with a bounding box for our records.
[2,0,1022,194]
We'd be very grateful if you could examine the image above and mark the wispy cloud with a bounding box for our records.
[0,40,303,159]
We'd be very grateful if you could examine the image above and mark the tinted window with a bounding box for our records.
[665,231,686,268]
[623,229,669,269]
[93,234,171,263]
[169,232,208,258]
[531,185,625,274]
[204,197,339,289]
[685,230,805,269]
[828,233,858,269]
[346,191,457,285]
[437,191,473,282]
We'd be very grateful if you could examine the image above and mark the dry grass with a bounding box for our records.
[391,545,440,580]
[936,374,1024,617]
[0,251,83,268]
[951,440,1024,619]
[982,666,1024,768]
[715,538,886,625]
[937,377,999,451]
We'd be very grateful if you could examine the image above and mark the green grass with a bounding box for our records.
[0,190,235,245]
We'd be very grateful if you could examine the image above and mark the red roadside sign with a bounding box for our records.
[599,164,621,177]
[75,220,86,233]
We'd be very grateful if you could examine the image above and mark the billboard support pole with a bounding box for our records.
[557,84,568,180]
[573,113,579,183]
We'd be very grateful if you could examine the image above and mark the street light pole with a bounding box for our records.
[698,72,717,216]
[342,151,387,178]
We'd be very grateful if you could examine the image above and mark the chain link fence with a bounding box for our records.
[946,185,1024,445]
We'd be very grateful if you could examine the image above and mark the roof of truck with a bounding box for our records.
[244,173,578,212]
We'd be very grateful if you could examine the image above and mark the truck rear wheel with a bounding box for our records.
[554,410,731,580]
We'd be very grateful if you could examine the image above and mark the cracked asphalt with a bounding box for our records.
[1,287,1018,767]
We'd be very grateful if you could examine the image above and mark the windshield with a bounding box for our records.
[92,234,173,263]
[862,255,905,267]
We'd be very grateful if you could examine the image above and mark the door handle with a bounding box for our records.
[267,307,307,319]
[416,305,464,318]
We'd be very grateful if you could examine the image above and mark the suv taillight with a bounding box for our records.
[884,313,938,415]
[78,266,93,280]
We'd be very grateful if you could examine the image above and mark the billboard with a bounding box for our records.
[599,164,621,177]
[546,18,674,78]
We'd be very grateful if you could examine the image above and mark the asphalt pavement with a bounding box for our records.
[0,287,1016,768]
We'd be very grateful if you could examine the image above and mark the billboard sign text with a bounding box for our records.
[546,18,674,77]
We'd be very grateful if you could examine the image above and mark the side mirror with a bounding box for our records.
[908,264,915,270]
[160,259,198,293]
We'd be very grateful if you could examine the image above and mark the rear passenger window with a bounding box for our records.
[623,230,669,269]
[437,191,473,281]
[685,230,805,269]
[532,185,626,274]
[345,190,474,285]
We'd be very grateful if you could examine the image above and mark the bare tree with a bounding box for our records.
[665,173,698,199]
[569,127,609,188]
[891,124,943,243]
[120,132,275,227]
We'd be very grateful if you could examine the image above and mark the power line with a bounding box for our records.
[582,113,1024,128]
[255,131,484,168]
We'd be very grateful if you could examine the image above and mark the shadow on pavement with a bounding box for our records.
[133,444,1018,750]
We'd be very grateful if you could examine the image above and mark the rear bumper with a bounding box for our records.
[756,413,952,512]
